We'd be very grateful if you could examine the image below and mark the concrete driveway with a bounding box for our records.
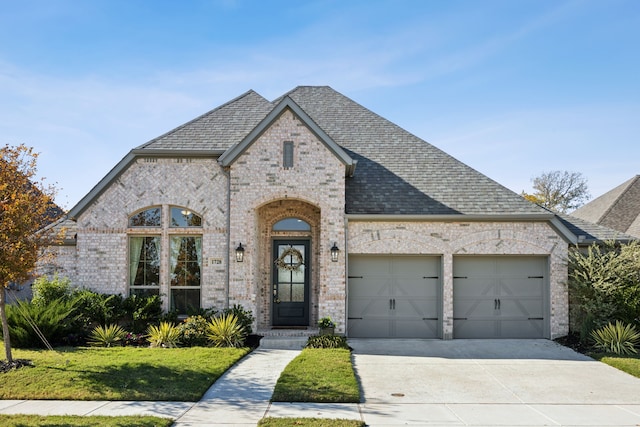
[350,339,640,426]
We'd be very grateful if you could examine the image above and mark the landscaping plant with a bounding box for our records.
[306,335,349,349]
[206,313,247,347]
[591,320,640,355]
[88,324,127,347]
[178,315,210,347]
[147,322,181,348]
[3,298,77,348]
[222,304,255,335]
[568,241,640,343]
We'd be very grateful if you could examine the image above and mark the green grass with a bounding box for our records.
[592,353,640,378]
[0,346,249,401]
[271,348,360,403]
[259,418,365,427]
[0,414,173,426]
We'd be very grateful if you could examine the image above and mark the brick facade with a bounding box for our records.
[48,106,569,339]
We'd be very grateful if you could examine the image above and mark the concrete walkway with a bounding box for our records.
[3,340,640,426]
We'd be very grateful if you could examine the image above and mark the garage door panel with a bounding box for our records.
[395,318,439,338]
[454,319,497,339]
[454,297,496,318]
[499,297,543,318]
[453,256,547,339]
[499,279,543,297]
[348,256,440,338]
[348,318,391,338]
[500,319,544,339]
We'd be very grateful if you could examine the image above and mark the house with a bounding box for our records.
[571,176,640,239]
[48,86,606,340]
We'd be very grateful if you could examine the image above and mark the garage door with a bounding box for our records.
[348,256,440,338]
[453,256,547,339]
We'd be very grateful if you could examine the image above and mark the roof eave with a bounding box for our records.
[346,213,556,222]
[68,149,223,219]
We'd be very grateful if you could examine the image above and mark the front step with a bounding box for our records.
[259,335,308,350]
[256,328,319,350]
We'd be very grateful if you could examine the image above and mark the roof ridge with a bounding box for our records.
[136,89,266,150]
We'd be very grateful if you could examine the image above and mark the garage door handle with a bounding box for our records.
[454,276,467,279]
[423,276,439,279]
[422,317,438,320]
[348,276,364,279]
[528,276,544,279]
[348,317,364,320]
[389,299,396,310]
[528,317,544,320]
[453,317,468,320]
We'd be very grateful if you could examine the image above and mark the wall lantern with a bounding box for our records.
[330,242,340,262]
[235,243,245,262]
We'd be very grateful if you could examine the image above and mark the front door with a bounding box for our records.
[272,240,310,326]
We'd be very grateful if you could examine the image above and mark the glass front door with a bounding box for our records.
[272,240,310,326]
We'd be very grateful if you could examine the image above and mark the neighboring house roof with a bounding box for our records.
[555,213,636,245]
[572,176,640,238]
[69,85,565,221]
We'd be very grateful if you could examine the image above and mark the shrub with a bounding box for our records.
[3,298,77,348]
[222,304,255,335]
[88,324,127,347]
[305,335,350,349]
[178,315,210,347]
[147,322,181,348]
[123,294,164,333]
[31,274,73,306]
[591,320,640,355]
[568,241,640,342]
[206,314,247,347]
[123,332,147,347]
[72,289,125,331]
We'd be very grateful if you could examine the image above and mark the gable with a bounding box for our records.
[218,96,356,175]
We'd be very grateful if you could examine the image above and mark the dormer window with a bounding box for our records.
[283,141,294,169]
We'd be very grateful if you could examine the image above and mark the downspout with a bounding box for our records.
[343,214,349,337]
[223,165,231,310]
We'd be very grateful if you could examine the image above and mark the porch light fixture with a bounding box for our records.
[235,243,245,262]
[330,242,340,262]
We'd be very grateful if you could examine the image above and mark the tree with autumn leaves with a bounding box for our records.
[0,144,61,364]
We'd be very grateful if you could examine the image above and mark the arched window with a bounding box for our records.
[170,207,202,227]
[128,207,161,227]
[273,217,311,231]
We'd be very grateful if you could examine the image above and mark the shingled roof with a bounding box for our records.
[572,176,640,238]
[139,85,548,217]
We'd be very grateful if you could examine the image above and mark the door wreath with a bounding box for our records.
[275,246,304,272]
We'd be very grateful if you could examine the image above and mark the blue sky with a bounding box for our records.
[1,0,639,209]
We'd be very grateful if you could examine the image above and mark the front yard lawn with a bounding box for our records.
[591,353,640,378]
[271,348,360,403]
[0,414,173,427]
[0,346,249,401]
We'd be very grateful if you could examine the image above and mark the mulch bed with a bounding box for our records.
[0,359,33,373]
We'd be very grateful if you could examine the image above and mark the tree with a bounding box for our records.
[522,170,590,213]
[0,144,60,364]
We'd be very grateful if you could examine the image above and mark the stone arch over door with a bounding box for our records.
[256,199,321,330]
